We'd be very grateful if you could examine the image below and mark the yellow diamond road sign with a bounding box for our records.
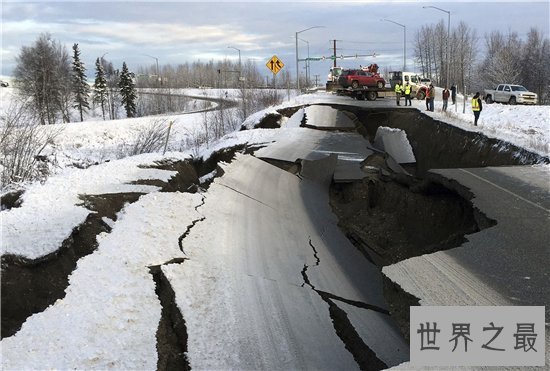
[266,55,284,75]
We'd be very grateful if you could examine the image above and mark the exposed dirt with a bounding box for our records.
[330,170,488,266]
[1,189,24,210]
[253,112,282,129]
[243,106,303,130]
[139,159,200,193]
[277,106,303,118]
[149,264,191,371]
[3,103,545,367]
[382,275,420,344]
[334,106,549,175]
[1,192,143,339]
[192,143,265,184]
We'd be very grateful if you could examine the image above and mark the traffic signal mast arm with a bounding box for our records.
[300,53,377,62]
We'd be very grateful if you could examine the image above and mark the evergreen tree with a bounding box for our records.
[93,57,108,120]
[71,43,90,122]
[119,61,137,118]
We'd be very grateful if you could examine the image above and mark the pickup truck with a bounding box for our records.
[483,84,538,105]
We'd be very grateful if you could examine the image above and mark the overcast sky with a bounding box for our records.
[1,1,549,82]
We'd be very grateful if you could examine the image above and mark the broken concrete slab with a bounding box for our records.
[304,105,356,130]
[255,128,373,182]
[373,126,416,164]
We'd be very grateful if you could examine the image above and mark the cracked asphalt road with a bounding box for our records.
[165,153,409,370]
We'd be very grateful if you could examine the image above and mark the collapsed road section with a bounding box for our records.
[163,153,409,370]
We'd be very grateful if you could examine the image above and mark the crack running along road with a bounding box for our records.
[165,153,409,369]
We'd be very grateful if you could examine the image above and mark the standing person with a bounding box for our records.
[472,92,483,126]
[442,87,450,111]
[428,84,435,112]
[404,82,412,106]
[395,82,402,106]
[425,85,430,110]
[451,84,457,105]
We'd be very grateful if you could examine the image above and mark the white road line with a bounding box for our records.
[459,168,549,213]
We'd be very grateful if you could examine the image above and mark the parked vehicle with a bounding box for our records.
[327,66,343,83]
[0,80,9,87]
[388,71,429,99]
[338,69,386,89]
[419,77,431,86]
[483,84,538,105]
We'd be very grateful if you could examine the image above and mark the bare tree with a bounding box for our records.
[479,31,522,88]
[1,100,63,187]
[13,33,71,125]
[450,22,478,93]
[520,28,550,104]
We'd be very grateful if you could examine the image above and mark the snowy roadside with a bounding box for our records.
[411,87,550,158]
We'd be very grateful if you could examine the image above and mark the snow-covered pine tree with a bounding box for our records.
[119,62,137,118]
[71,43,90,122]
[93,57,108,120]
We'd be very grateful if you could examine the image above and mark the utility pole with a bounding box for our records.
[332,40,338,68]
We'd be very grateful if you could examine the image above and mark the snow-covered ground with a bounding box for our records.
[0,85,548,369]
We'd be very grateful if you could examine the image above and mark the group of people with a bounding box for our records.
[393,82,482,126]
[394,82,413,106]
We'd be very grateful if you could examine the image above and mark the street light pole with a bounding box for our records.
[295,26,324,91]
[298,37,310,88]
[144,54,160,87]
[423,6,451,87]
[228,46,245,118]
[227,46,242,82]
[382,19,406,71]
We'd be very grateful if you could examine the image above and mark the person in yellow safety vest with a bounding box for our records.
[404,83,412,106]
[395,83,402,106]
[472,92,483,126]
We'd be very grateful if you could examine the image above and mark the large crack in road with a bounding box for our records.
[300,237,388,370]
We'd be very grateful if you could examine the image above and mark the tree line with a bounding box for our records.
[13,33,137,125]
[413,22,550,103]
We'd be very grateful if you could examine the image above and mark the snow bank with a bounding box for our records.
[1,151,189,260]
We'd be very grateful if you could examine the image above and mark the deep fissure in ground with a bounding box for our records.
[1,192,143,338]
[323,104,546,344]
[149,264,191,371]
[0,159,199,340]
[300,239,388,371]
